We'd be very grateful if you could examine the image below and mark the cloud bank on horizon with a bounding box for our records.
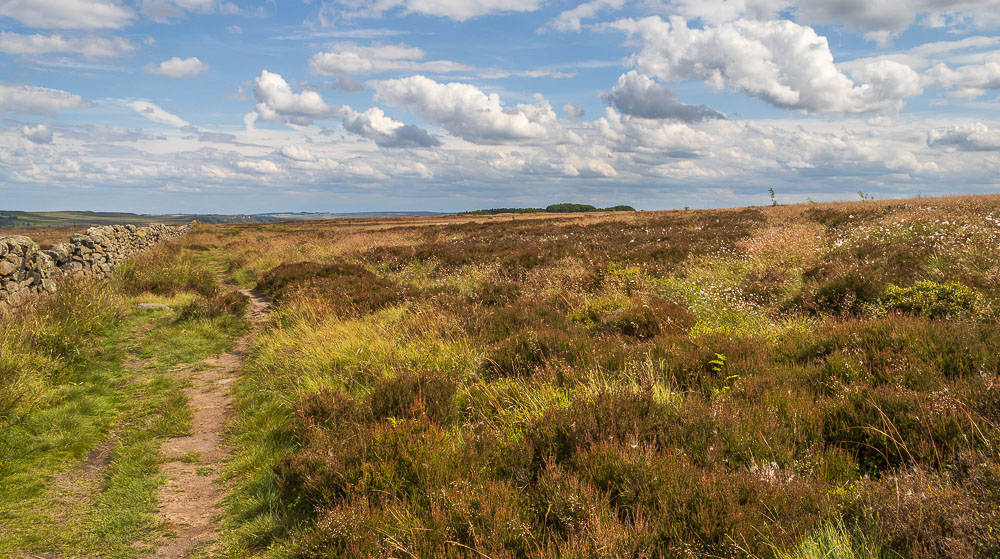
[0,0,998,213]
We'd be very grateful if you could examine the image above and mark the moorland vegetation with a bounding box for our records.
[2,195,1000,558]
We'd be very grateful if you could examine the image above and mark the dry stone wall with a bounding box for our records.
[0,223,190,307]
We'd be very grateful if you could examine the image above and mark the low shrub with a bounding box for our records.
[367,370,457,425]
[879,280,981,318]
[847,464,1000,559]
[822,385,979,475]
[526,388,674,468]
[529,463,608,538]
[795,265,881,316]
[177,290,250,320]
[256,261,329,300]
[572,299,694,339]
[743,267,793,305]
[480,327,579,379]
[612,302,695,339]
[259,261,404,316]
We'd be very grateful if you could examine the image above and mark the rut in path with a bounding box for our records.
[150,288,270,558]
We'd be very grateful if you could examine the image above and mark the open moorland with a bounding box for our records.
[2,195,1000,558]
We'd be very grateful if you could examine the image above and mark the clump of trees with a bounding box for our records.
[462,203,636,215]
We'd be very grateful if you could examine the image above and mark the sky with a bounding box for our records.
[1,0,999,213]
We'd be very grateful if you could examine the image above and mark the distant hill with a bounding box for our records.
[0,210,259,229]
[0,210,449,229]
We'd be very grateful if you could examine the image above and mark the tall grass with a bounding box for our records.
[0,232,252,558]
[775,519,885,559]
[0,278,129,425]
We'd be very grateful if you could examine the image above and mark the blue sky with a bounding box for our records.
[1,0,999,213]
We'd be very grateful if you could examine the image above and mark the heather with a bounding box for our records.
[211,195,1000,558]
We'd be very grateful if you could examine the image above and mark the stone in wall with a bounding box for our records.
[0,222,190,308]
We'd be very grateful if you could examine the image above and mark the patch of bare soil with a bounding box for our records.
[149,288,270,559]
[51,440,113,508]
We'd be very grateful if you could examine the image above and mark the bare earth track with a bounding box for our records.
[150,288,270,558]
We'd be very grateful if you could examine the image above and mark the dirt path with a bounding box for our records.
[150,289,270,558]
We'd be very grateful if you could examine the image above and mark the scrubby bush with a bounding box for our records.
[259,260,404,316]
[795,265,881,316]
[177,289,250,320]
[880,280,981,318]
[367,370,457,424]
[480,327,578,379]
[573,299,695,339]
[846,463,1000,559]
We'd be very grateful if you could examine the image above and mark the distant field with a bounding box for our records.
[0,211,199,248]
[0,210,452,248]
[0,210,450,232]
[0,210,196,229]
[0,226,83,248]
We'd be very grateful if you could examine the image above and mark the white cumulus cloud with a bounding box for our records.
[278,145,317,161]
[0,0,136,29]
[601,71,727,121]
[309,42,471,75]
[546,0,627,32]
[562,103,585,118]
[929,122,1000,151]
[342,106,441,148]
[236,158,281,174]
[21,124,54,144]
[666,0,1000,40]
[0,31,136,58]
[614,16,922,114]
[925,58,1000,98]
[150,56,209,78]
[252,70,341,125]
[0,83,90,115]
[373,75,576,144]
[794,0,1000,38]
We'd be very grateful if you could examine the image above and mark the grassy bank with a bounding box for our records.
[202,195,1000,558]
[0,234,247,557]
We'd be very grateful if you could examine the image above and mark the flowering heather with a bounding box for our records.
[190,195,1000,558]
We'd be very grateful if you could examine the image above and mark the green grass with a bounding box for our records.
[0,239,248,558]
[0,311,183,557]
[0,210,196,229]
[776,519,886,559]
[135,314,247,370]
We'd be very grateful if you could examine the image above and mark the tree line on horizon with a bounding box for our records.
[460,203,636,215]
